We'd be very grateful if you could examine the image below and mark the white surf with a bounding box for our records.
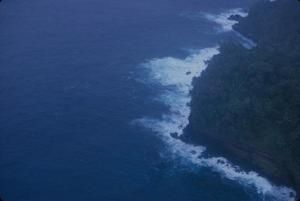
[133,8,296,201]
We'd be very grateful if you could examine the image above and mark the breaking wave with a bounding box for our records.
[133,8,296,201]
[133,47,296,201]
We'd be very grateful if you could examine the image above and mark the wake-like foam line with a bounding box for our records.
[134,47,296,201]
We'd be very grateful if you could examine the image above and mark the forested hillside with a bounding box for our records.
[187,0,300,193]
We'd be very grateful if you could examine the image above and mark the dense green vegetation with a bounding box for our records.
[187,0,300,193]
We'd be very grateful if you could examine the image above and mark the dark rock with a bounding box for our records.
[228,14,243,22]
[187,0,300,196]
[190,150,197,155]
[170,132,179,139]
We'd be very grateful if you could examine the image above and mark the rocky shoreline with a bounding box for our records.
[186,0,300,197]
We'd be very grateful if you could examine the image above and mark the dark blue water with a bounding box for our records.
[0,0,293,201]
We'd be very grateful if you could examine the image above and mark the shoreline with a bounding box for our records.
[135,2,298,200]
[186,0,300,199]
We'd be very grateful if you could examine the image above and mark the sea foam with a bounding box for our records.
[204,8,257,49]
[134,46,296,201]
[133,8,296,201]
[204,8,248,32]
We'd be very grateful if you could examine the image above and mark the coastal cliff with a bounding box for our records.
[186,0,300,194]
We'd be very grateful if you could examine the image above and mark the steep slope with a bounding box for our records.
[187,0,300,194]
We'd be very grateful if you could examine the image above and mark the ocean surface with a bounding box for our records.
[0,0,295,201]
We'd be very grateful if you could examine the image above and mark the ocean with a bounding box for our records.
[0,0,295,201]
